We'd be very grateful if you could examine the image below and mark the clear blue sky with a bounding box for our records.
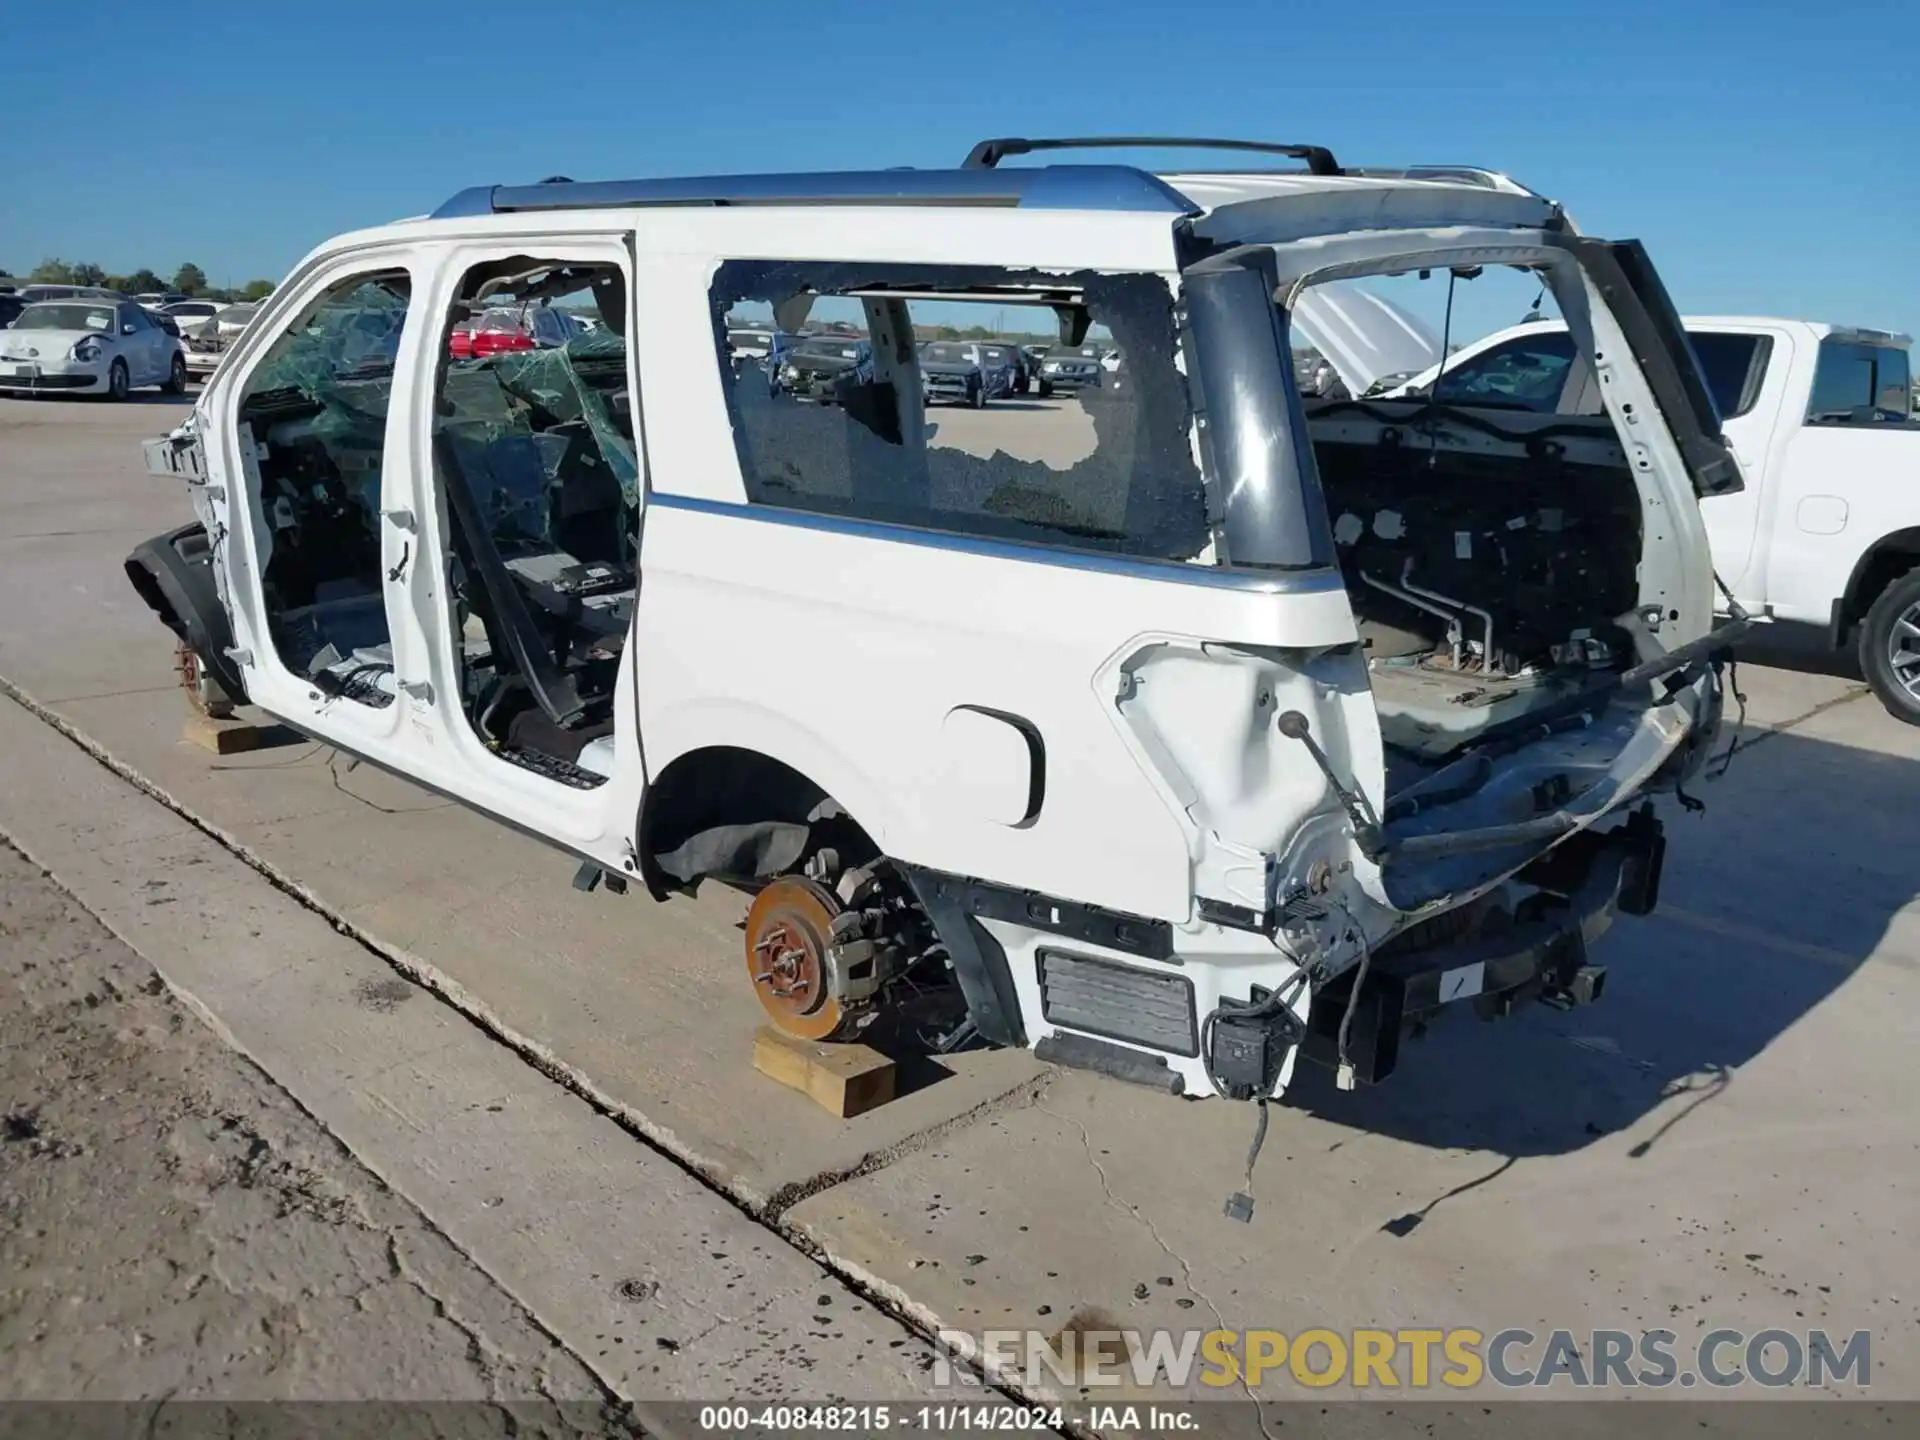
[3,0,1914,343]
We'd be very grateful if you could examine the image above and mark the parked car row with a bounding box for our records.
[11,282,125,304]
[0,298,189,398]
[0,291,268,396]
[0,285,600,394]
[723,326,1122,408]
[172,302,260,378]
[774,334,875,400]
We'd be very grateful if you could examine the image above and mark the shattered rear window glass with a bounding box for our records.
[711,262,1209,563]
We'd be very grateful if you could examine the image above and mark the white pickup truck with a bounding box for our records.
[1370,318,1920,722]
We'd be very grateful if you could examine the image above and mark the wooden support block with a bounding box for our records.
[182,714,276,755]
[753,1025,897,1119]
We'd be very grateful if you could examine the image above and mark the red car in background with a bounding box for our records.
[447,304,585,360]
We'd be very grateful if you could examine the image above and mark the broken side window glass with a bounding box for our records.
[710,262,1210,564]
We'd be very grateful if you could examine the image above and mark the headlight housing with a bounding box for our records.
[71,338,104,363]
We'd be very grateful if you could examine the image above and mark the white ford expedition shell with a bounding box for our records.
[127,139,1742,1111]
[1387,317,1920,721]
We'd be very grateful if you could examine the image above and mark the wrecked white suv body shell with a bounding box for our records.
[131,147,1741,1105]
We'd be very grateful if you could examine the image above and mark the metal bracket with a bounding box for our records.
[396,679,433,704]
[572,861,627,896]
[224,647,253,667]
[142,434,208,483]
[383,508,417,532]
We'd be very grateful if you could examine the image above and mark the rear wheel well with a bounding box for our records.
[635,746,878,900]
[1840,531,1920,638]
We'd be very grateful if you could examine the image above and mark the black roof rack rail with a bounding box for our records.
[963,135,1341,177]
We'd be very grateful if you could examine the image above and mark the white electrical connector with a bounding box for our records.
[1336,1061,1357,1092]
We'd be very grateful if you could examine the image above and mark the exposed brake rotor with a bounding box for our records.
[744,876,861,1042]
[176,639,233,719]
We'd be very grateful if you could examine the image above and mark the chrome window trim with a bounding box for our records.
[647,492,1345,596]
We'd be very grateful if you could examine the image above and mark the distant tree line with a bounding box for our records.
[910,323,1063,342]
[925,323,1008,341]
[18,258,275,303]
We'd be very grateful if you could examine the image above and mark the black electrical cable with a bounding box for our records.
[1709,656,1748,780]
[1333,901,1375,1080]
[1214,917,1371,1223]
[1417,269,1460,465]
[1235,1098,1270,1207]
[1208,955,1321,1222]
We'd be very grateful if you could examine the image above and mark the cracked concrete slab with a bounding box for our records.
[1714,664,1865,735]
[7,636,1046,1213]
[0,839,620,1417]
[0,694,947,1405]
[26,681,1051,1204]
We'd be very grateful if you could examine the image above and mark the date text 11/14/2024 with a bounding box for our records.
[696,1403,1198,1433]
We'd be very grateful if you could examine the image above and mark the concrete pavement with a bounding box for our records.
[0,838,623,1418]
[0,692,951,1408]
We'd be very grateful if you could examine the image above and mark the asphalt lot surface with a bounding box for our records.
[2,389,1917,1429]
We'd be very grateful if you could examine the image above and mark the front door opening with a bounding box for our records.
[237,272,411,705]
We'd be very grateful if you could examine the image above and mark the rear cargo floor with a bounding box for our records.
[1371,659,1584,761]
